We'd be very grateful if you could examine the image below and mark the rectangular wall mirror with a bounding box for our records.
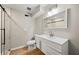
[44,8,69,29]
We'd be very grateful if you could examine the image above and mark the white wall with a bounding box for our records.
[35,4,79,55]
[34,13,47,34]
[34,15,43,34]
[10,9,34,49]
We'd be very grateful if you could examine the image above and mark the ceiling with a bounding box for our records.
[2,4,57,17]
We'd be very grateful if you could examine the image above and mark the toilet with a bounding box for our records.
[27,40,36,50]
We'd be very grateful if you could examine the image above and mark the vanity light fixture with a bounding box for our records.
[47,8,59,17]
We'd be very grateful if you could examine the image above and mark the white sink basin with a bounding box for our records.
[35,34,68,45]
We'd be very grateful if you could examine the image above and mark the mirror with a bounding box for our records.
[44,8,69,29]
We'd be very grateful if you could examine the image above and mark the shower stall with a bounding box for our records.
[0,5,12,55]
[0,4,27,55]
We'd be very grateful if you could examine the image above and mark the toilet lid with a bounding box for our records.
[27,40,35,45]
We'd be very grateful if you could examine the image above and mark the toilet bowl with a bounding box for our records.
[27,40,36,50]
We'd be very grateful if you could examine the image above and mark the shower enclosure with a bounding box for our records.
[0,4,27,55]
[0,5,25,55]
[0,5,11,55]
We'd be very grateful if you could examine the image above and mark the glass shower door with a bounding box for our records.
[0,7,1,55]
[0,6,5,55]
[0,7,5,55]
[0,6,11,55]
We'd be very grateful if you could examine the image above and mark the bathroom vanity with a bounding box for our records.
[35,34,68,55]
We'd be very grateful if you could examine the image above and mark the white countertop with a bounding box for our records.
[35,34,68,45]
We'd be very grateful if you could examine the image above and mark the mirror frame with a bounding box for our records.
[43,8,69,30]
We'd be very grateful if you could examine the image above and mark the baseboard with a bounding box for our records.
[0,45,28,55]
[11,45,28,51]
[6,45,27,55]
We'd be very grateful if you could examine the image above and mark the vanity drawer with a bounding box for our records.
[43,39,62,51]
[47,42,62,52]
[46,47,61,55]
[41,43,61,55]
[46,45,61,55]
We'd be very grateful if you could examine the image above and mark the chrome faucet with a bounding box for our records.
[49,30,54,37]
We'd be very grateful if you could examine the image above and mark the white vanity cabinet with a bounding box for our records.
[35,34,68,55]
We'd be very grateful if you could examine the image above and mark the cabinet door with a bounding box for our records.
[35,37,41,49]
[41,42,48,54]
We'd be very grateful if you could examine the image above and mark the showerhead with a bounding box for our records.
[25,14,29,16]
[25,7,32,17]
[27,7,31,11]
[25,13,32,17]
